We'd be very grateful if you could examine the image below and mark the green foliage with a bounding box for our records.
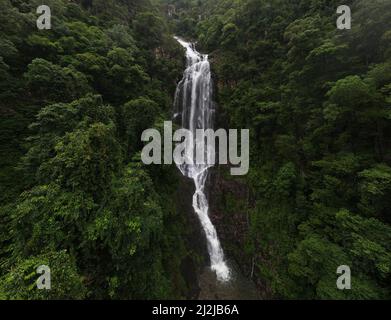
[24,58,91,102]
[48,123,122,198]
[2,0,390,300]
[358,164,391,217]
[121,97,160,155]
[0,250,86,300]
[169,0,391,299]
[0,0,194,300]
[133,12,167,49]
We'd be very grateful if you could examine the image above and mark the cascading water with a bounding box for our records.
[173,37,230,282]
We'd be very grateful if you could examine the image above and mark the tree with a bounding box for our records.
[24,58,91,102]
[121,97,160,156]
[133,12,167,49]
[0,250,86,300]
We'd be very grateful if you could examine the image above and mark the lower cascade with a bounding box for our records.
[173,37,230,282]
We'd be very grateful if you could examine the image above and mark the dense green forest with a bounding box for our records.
[0,0,200,299]
[0,0,390,300]
[167,0,391,299]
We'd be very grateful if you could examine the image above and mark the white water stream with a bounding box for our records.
[173,37,230,282]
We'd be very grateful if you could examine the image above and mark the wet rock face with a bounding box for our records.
[174,163,263,300]
[175,172,209,299]
[196,169,260,300]
[175,167,261,300]
[207,167,273,299]
[207,167,252,275]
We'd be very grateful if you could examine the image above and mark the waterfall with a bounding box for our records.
[173,37,230,282]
